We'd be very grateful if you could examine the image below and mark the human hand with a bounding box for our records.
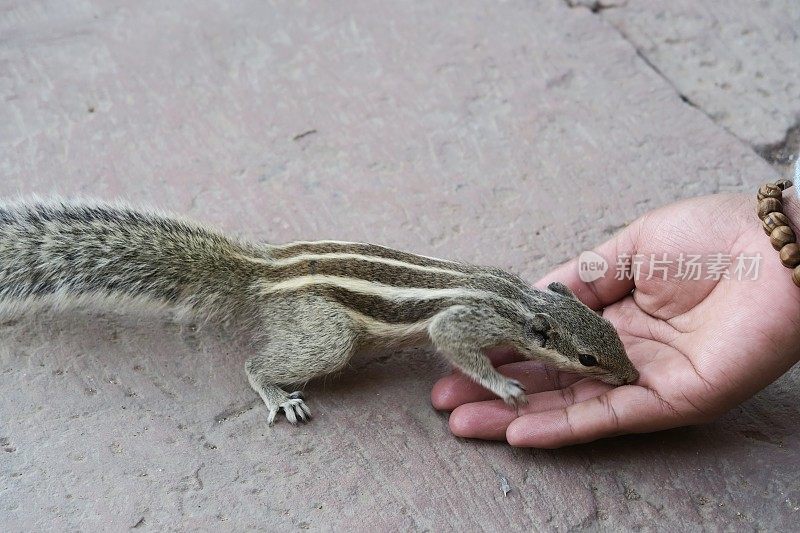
[431,192,800,447]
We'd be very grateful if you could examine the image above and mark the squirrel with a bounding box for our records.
[0,198,639,425]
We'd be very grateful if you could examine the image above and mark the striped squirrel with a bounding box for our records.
[0,198,638,425]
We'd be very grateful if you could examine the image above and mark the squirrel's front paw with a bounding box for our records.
[498,379,528,407]
[267,391,312,427]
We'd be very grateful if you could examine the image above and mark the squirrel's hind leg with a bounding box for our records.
[246,294,359,426]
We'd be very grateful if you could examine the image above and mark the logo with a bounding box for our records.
[578,251,608,283]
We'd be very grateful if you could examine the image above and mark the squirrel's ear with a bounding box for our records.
[531,313,558,336]
[548,282,577,299]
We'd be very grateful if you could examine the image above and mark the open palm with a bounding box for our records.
[431,193,800,447]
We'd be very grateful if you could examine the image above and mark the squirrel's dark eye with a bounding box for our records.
[578,353,598,367]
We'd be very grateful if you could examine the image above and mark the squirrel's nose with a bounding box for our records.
[627,367,640,384]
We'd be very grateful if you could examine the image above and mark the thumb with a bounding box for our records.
[535,217,644,310]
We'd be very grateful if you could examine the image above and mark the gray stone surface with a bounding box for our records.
[596,0,800,166]
[0,0,797,530]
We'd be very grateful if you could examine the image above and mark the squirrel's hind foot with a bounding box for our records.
[247,370,312,426]
[268,391,312,426]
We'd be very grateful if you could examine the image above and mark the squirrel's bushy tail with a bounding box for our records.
[0,198,263,320]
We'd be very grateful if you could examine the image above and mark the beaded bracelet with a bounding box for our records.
[757,179,800,286]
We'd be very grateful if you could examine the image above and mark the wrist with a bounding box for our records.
[782,186,800,232]
[779,187,800,363]
[754,183,800,364]
[757,182,800,284]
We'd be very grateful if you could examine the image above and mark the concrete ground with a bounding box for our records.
[1,0,798,530]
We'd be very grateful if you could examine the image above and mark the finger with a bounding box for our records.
[484,346,525,366]
[506,386,671,448]
[431,361,584,411]
[518,379,614,413]
[448,400,517,440]
[535,218,642,310]
[446,379,612,440]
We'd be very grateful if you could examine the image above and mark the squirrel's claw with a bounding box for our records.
[501,379,528,407]
[267,407,279,427]
[268,396,312,426]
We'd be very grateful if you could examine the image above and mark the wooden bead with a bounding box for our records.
[763,211,790,234]
[757,197,783,218]
[780,243,800,268]
[770,226,796,250]
[793,265,800,287]
[776,178,793,191]
[758,183,782,200]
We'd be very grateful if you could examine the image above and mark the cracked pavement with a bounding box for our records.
[585,0,800,174]
[1,0,798,530]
